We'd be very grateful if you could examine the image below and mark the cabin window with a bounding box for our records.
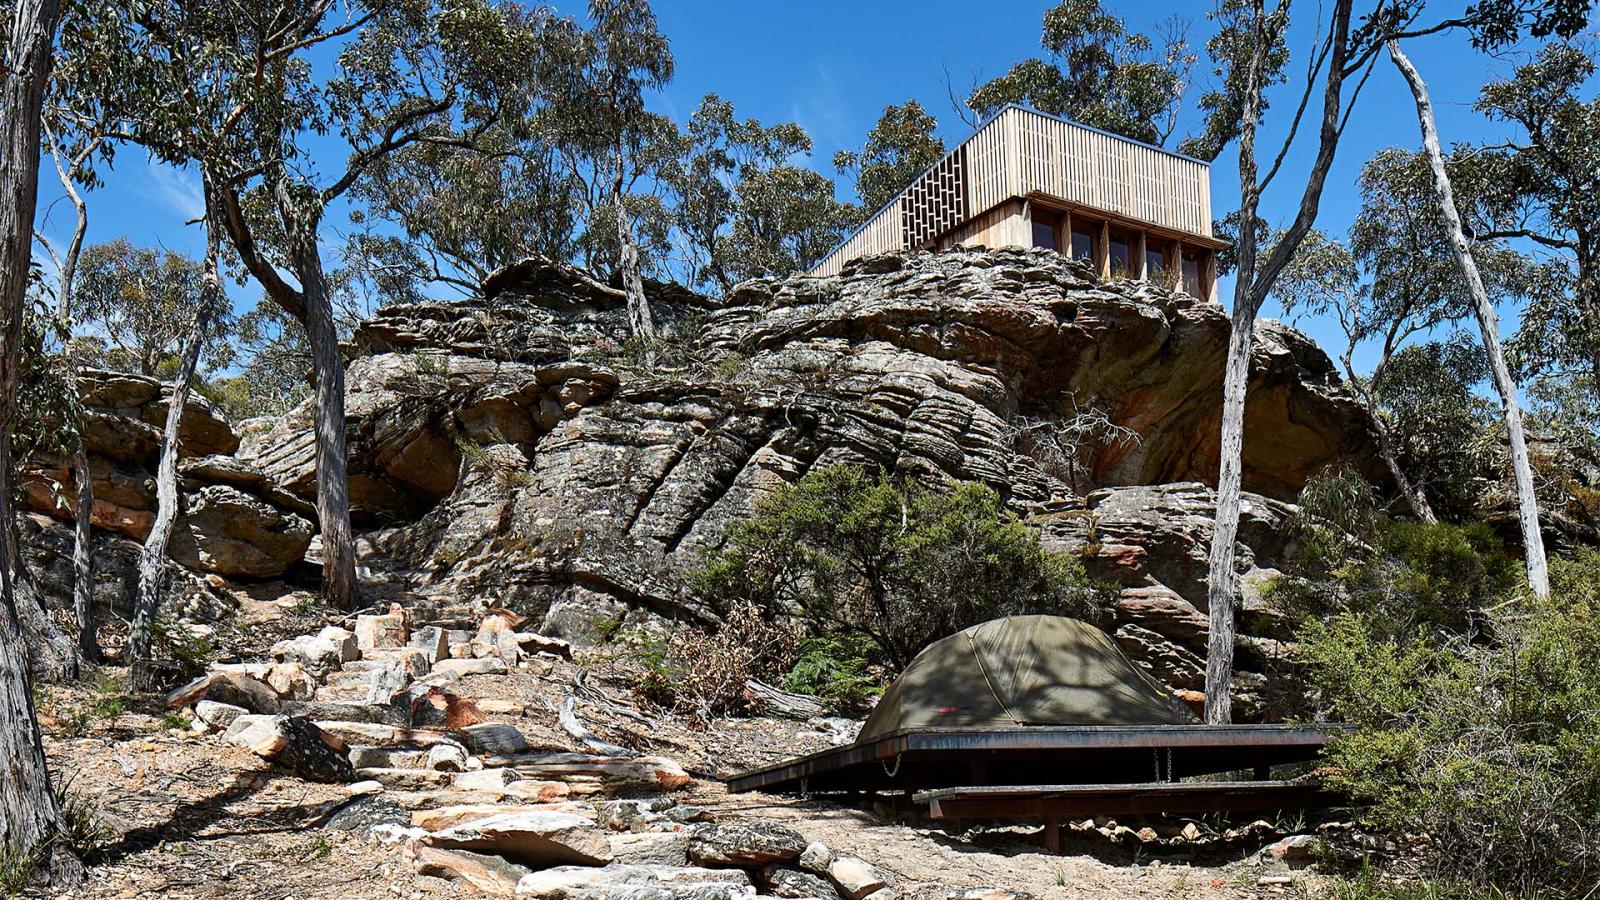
[1070,222,1096,262]
[1031,213,1060,251]
[1108,229,1133,275]
[1145,244,1167,280]
[1182,248,1204,297]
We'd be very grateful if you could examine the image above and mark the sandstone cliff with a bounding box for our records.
[26,248,1388,712]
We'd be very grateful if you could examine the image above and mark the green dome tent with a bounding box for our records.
[859,615,1195,740]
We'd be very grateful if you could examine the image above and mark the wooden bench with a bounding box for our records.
[914,781,1346,852]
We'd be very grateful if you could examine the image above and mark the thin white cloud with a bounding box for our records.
[791,64,851,157]
[135,158,205,224]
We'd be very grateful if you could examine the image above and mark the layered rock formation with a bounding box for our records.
[332,248,1378,708]
[28,248,1385,709]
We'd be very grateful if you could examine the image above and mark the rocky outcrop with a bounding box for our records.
[27,249,1386,709]
[21,369,313,581]
[331,248,1383,707]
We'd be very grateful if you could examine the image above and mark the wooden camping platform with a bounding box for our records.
[726,724,1343,795]
[915,781,1347,852]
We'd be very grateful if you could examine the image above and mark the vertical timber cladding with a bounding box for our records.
[901,144,969,250]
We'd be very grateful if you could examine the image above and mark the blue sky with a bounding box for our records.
[33,1,1574,376]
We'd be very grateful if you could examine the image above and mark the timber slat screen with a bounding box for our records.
[810,106,1216,277]
[726,725,1340,795]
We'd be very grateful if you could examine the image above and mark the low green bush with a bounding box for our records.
[1300,550,1600,896]
[693,464,1115,671]
[783,633,882,712]
[1266,467,1521,642]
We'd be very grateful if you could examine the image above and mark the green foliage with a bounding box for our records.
[783,633,882,712]
[1440,43,1600,422]
[1299,551,1600,895]
[145,615,214,687]
[694,465,1114,670]
[1179,0,1288,161]
[967,0,1195,148]
[671,94,851,289]
[832,101,942,219]
[71,239,234,378]
[1268,467,1521,642]
[53,777,109,866]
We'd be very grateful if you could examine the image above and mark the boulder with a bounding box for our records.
[411,844,533,897]
[168,484,313,579]
[167,672,282,714]
[515,632,574,660]
[272,634,350,680]
[797,843,832,875]
[194,700,248,731]
[425,811,614,868]
[459,722,531,756]
[224,715,354,783]
[762,866,841,900]
[610,832,691,867]
[688,823,807,867]
[410,625,450,663]
[413,804,582,832]
[514,865,752,900]
[826,856,889,900]
[355,607,409,650]
[435,657,509,677]
[426,743,470,771]
[266,662,317,700]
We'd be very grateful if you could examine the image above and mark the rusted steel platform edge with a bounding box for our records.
[725,724,1348,793]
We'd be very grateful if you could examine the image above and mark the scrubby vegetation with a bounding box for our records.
[693,465,1115,670]
[1274,468,1600,896]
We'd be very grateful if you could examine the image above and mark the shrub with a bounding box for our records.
[694,465,1114,670]
[630,603,798,724]
[1300,551,1600,895]
[783,633,882,712]
[1266,467,1521,642]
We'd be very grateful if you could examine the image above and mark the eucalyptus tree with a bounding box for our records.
[346,3,580,299]
[967,0,1195,147]
[1470,45,1600,416]
[1274,151,1536,523]
[1197,1,1591,720]
[65,0,540,609]
[1388,40,1550,598]
[32,116,104,663]
[671,94,849,289]
[833,100,943,219]
[0,0,82,877]
[538,0,677,362]
[70,240,232,377]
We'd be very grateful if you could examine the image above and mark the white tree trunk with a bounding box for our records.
[127,303,212,692]
[0,0,71,869]
[613,155,656,367]
[1203,5,1268,726]
[71,447,95,660]
[1388,40,1550,598]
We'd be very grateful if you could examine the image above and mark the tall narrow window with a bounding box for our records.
[1032,212,1060,251]
[1070,222,1096,262]
[1145,244,1167,281]
[1108,229,1132,276]
[1181,248,1203,297]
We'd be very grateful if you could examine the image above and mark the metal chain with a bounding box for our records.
[882,753,903,778]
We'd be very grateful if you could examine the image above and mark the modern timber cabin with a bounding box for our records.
[810,105,1224,301]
